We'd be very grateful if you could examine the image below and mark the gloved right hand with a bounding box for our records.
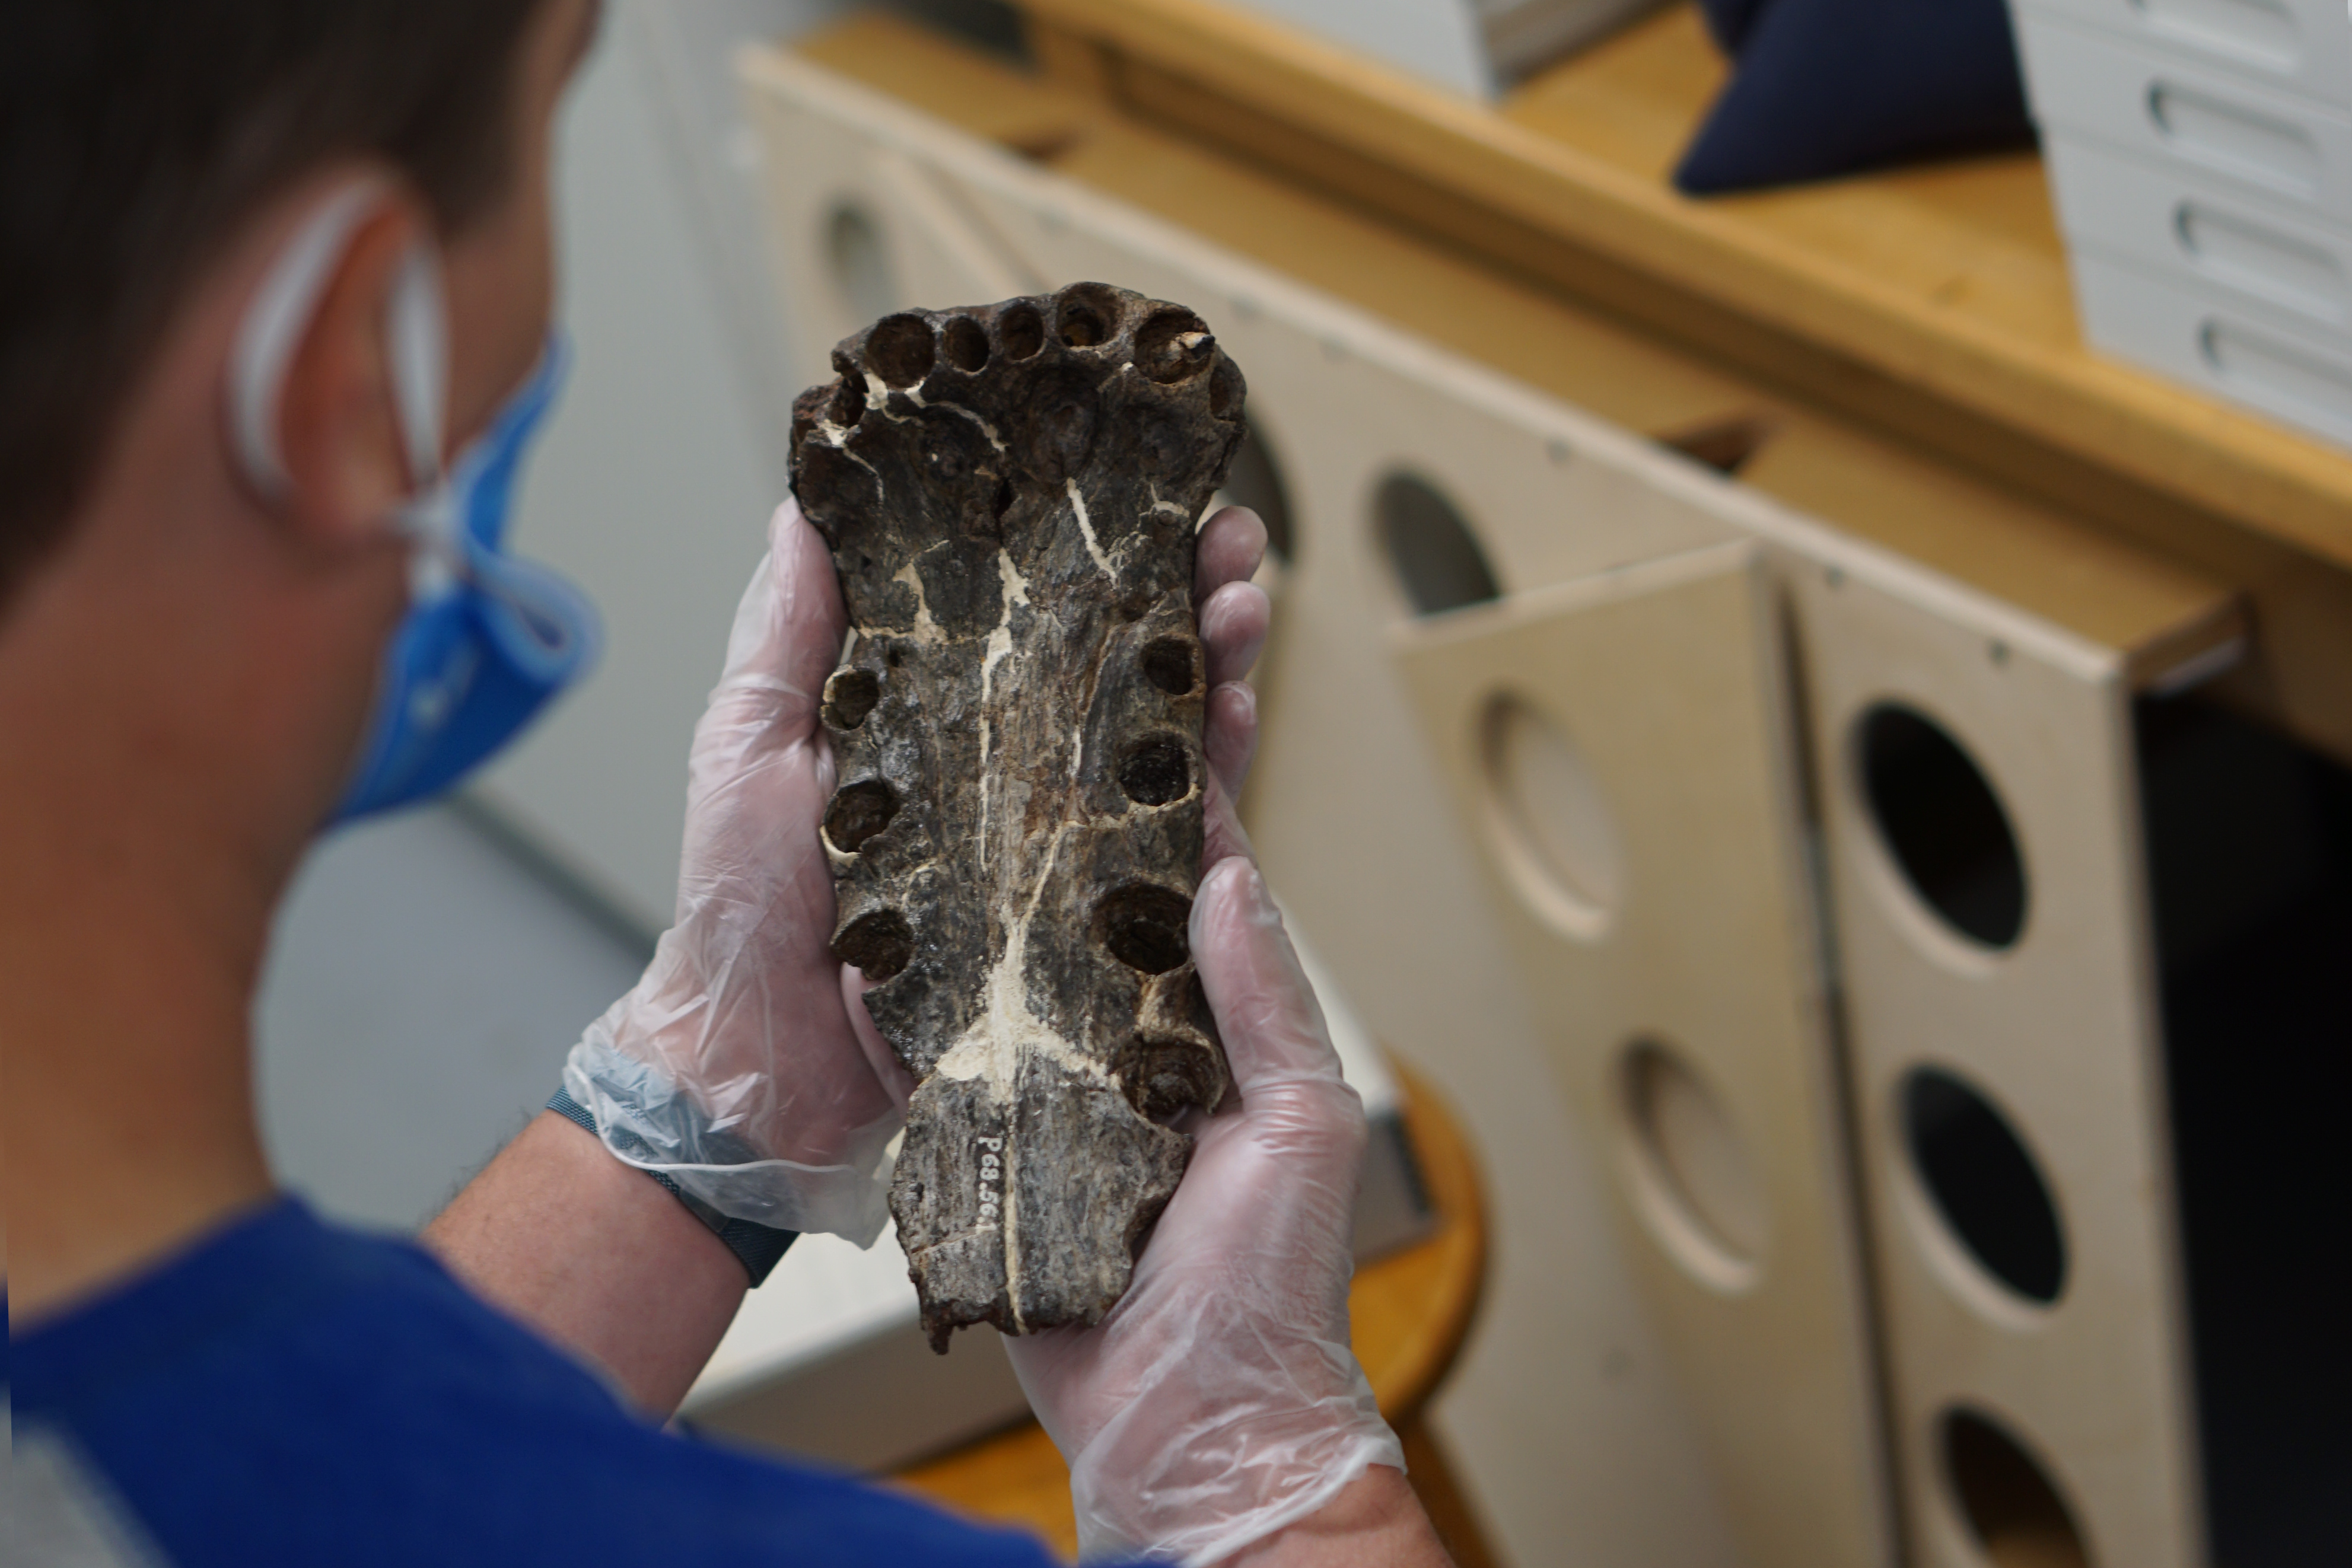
[562,499,906,1242]
[1005,856,1408,1565]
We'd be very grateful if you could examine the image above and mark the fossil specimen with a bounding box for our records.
[791,283,1248,1350]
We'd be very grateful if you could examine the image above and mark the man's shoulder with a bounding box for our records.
[11,1198,1058,1568]
[13,1196,594,1429]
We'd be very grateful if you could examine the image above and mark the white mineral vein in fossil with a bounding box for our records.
[1067,478,1116,579]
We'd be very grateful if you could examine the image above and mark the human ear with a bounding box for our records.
[261,189,441,549]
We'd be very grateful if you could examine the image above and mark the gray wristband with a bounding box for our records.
[546,1086,797,1287]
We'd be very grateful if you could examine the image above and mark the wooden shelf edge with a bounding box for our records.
[1020,0,2352,574]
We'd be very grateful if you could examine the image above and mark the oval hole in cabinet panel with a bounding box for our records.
[1940,1407,2090,1568]
[1860,703,2029,949]
[1479,694,1625,941]
[1211,421,1297,566]
[2176,202,2347,320]
[2136,0,2298,71]
[1375,472,1500,616]
[1903,1068,2068,1306]
[826,203,899,326]
[1620,1040,1768,1291]
[2148,82,2321,195]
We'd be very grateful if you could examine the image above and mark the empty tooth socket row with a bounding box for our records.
[859,285,1220,394]
[820,627,1207,982]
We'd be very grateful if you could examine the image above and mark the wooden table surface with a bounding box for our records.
[890,1063,1491,1564]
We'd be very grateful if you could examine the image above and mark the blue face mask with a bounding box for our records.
[227,183,600,826]
[332,338,598,821]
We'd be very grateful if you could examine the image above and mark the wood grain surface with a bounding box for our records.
[1017,0,2352,574]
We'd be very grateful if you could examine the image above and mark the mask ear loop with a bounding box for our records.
[226,180,568,630]
[384,244,448,494]
[381,241,462,600]
[228,181,392,501]
[226,179,452,587]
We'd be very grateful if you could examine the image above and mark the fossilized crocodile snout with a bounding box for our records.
[790,282,1247,1350]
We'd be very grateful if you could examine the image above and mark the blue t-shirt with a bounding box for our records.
[9,1198,1062,1567]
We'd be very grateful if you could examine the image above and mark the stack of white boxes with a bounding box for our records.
[2011,0,2352,445]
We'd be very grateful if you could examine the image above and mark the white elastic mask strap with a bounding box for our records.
[227,181,448,501]
[385,245,448,492]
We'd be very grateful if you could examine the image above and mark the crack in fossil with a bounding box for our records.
[1067,478,1116,578]
[793,285,1245,1350]
[973,550,1029,876]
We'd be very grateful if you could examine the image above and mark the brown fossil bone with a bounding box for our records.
[791,283,1249,1350]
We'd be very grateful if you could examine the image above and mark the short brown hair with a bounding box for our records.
[0,0,549,607]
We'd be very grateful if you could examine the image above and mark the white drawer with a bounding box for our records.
[2048,133,2352,329]
[2020,0,2352,108]
[2016,11,2352,219]
[2072,246,2352,444]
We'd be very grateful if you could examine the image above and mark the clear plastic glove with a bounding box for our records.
[562,499,906,1241]
[1007,856,1407,1565]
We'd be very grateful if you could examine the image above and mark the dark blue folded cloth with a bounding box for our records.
[1675,0,2035,195]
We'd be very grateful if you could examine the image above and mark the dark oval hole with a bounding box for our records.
[822,667,880,730]
[828,377,864,428]
[1222,422,1296,565]
[1099,882,1193,974]
[941,314,989,374]
[1376,471,1500,616]
[1135,307,1214,383]
[1118,735,1193,807]
[865,313,936,390]
[1130,1039,1219,1122]
[998,302,1045,361]
[1056,283,1122,348]
[1861,703,2028,948]
[822,779,899,855]
[1904,1067,2067,1305]
[1941,1408,2089,1568]
[1140,635,1200,696]
[832,908,914,981]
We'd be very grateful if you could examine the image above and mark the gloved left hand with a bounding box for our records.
[562,499,909,1241]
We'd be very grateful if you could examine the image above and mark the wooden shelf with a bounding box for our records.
[1498,8,2079,357]
[1023,0,2352,576]
[793,2,2352,764]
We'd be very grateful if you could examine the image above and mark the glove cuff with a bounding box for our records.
[545,1086,797,1287]
[560,1024,896,1244]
